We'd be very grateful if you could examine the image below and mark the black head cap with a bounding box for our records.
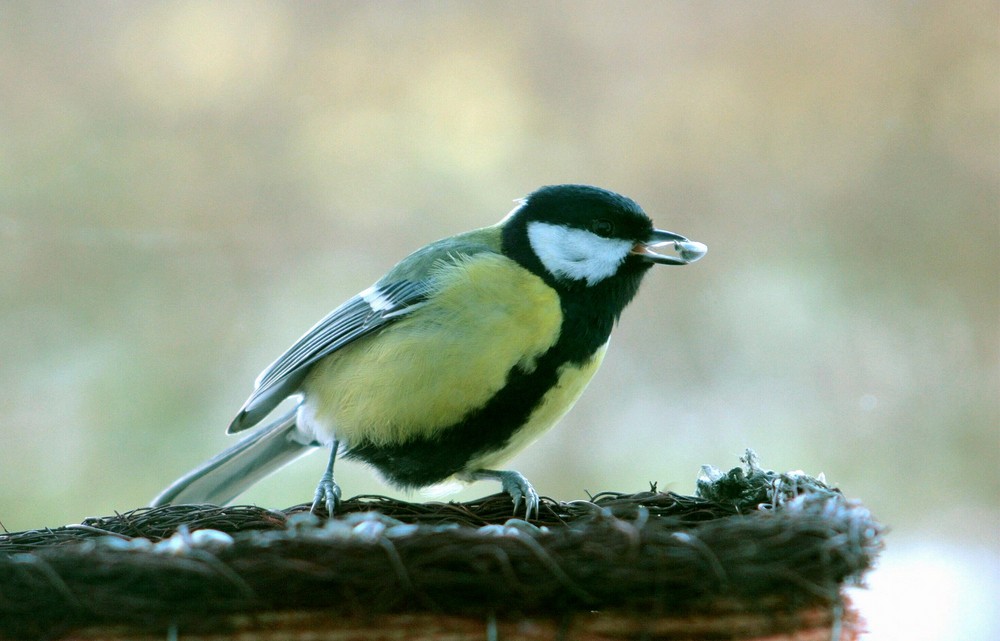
[514,184,654,241]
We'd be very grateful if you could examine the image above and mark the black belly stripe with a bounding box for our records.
[345,344,569,487]
[344,266,648,488]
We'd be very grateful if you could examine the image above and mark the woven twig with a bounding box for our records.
[0,452,882,640]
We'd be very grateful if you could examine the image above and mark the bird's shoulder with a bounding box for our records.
[377,224,504,286]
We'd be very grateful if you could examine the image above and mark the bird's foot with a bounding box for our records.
[310,471,342,517]
[468,469,540,520]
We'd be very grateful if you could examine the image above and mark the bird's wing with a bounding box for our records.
[228,226,505,433]
[228,277,432,432]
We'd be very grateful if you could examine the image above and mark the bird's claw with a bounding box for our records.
[467,469,540,520]
[310,474,341,517]
[504,476,540,521]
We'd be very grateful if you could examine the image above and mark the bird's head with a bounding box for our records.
[500,184,706,290]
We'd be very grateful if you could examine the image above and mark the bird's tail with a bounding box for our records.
[150,408,315,507]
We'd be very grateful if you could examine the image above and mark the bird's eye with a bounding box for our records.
[591,219,615,237]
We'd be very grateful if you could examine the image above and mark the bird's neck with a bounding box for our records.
[552,267,649,363]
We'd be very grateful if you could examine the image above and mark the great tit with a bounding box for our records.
[151,184,706,518]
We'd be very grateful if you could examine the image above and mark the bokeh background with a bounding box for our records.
[2,2,997,638]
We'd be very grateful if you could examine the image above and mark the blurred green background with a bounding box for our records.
[2,2,997,638]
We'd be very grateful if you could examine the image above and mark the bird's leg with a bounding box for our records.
[310,440,341,516]
[468,469,540,520]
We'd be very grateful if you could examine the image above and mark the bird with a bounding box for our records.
[151,184,706,518]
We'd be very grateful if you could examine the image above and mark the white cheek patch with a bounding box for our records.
[527,221,633,286]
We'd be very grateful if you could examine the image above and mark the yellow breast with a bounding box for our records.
[302,252,563,446]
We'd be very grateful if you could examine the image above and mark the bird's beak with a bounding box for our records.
[630,228,708,265]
